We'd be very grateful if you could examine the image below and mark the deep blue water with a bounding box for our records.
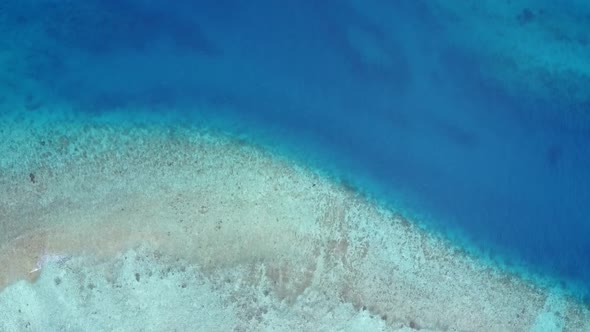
[4,1,590,294]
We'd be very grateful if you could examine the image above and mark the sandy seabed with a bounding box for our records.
[0,107,588,332]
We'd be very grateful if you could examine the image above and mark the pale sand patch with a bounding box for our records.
[0,109,588,331]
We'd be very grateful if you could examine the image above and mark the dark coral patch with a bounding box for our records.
[516,8,535,25]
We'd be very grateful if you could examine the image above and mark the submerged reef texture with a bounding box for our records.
[426,0,590,107]
[0,108,588,331]
[1,1,590,331]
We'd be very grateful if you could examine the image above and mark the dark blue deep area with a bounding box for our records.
[5,1,590,291]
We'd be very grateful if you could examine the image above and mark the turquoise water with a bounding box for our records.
[2,0,590,299]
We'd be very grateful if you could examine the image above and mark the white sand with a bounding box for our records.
[0,107,588,331]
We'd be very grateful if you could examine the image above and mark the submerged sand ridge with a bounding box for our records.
[0,109,589,331]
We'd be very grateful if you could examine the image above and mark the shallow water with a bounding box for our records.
[1,0,590,330]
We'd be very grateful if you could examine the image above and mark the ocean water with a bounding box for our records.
[1,0,590,330]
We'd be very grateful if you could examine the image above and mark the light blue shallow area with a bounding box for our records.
[2,0,590,296]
